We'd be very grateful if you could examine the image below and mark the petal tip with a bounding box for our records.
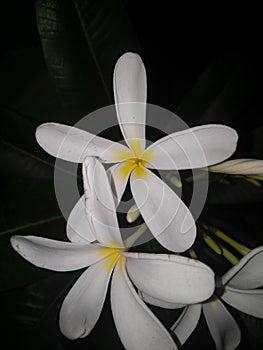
[35,123,53,146]
[10,235,21,252]
[177,230,197,253]
[117,51,142,62]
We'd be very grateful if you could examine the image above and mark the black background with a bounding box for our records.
[0,1,263,349]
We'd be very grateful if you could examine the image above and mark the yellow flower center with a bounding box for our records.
[114,139,154,180]
[98,246,127,272]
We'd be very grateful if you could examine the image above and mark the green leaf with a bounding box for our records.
[36,0,141,120]
[207,175,263,205]
[0,47,66,123]
[251,125,263,158]
[0,176,60,233]
[176,53,259,126]
[0,174,65,290]
[1,273,76,349]
[236,311,263,349]
[1,271,127,350]
[0,108,55,178]
[202,203,263,250]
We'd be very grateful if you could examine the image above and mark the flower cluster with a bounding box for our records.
[11,53,263,349]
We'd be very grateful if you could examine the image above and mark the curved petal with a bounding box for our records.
[124,252,215,304]
[139,290,185,309]
[83,157,123,247]
[145,125,238,170]
[59,257,114,339]
[222,286,263,318]
[203,298,241,350]
[66,195,95,243]
[111,259,177,350]
[209,159,263,176]
[222,246,263,289]
[130,169,196,252]
[113,53,147,152]
[10,236,109,271]
[107,162,132,205]
[171,304,202,346]
[36,122,129,163]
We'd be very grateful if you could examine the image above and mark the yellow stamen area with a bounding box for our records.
[128,139,143,158]
[113,149,134,162]
[103,250,121,272]
[133,164,148,178]
[114,139,154,164]
[117,161,136,180]
[98,242,126,272]
[117,255,127,276]
[114,139,154,180]
[117,160,148,180]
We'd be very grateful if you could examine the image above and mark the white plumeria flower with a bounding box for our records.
[209,158,263,177]
[11,157,215,350]
[160,246,263,350]
[36,52,238,252]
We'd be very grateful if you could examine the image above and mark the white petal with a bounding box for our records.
[171,304,202,346]
[222,286,263,318]
[203,298,241,350]
[113,53,147,151]
[139,290,185,309]
[36,122,129,163]
[222,246,263,289]
[66,195,95,243]
[130,169,196,252]
[145,125,238,170]
[107,162,132,204]
[111,259,177,350]
[83,157,124,247]
[124,252,215,304]
[209,159,263,176]
[10,236,108,271]
[59,257,114,339]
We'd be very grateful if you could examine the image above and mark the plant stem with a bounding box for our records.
[0,215,63,236]
[203,233,239,265]
[203,224,251,256]
[245,178,261,187]
[220,245,239,265]
[189,248,198,259]
[203,233,222,254]
[124,223,147,247]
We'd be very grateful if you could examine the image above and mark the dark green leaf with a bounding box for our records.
[203,204,263,249]
[0,175,60,233]
[251,125,263,158]
[36,0,141,120]
[207,175,263,205]
[1,273,77,350]
[0,174,65,290]
[0,47,66,123]
[0,108,54,178]
[236,311,263,349]
[176,53,259,127]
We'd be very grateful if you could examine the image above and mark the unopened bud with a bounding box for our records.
[166,173,182,188]
[209,159,263,177]
[126,204,140,223]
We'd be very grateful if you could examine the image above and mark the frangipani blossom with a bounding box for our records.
[209,158,263,177]
[11,158,215,350]
[164,246,263,350]
[36,52,238,252]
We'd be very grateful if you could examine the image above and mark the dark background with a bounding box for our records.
[0,1,262,349]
